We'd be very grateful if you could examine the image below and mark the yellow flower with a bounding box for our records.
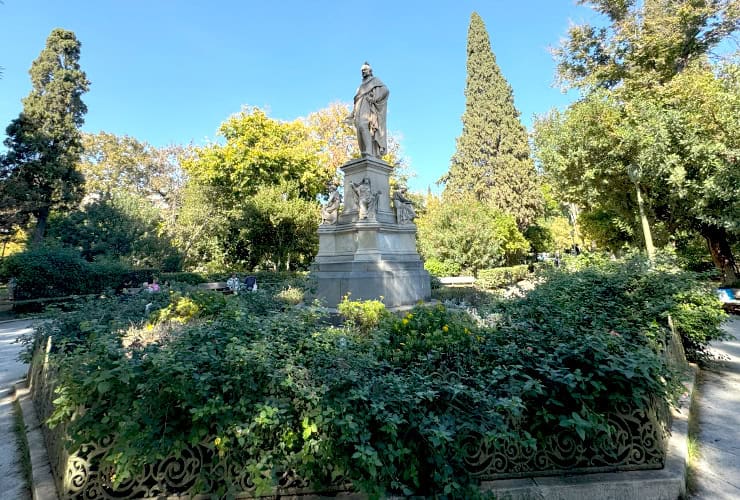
[442,325,449,332]
[214,437,222,446]
[402,318,409,325]
[464,328,470,335]
[406,313,413,320]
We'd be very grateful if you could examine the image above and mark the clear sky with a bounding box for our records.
[0,1,600,193]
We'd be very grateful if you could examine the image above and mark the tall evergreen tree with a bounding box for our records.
[441,12,542,228]
[0,28,90,245]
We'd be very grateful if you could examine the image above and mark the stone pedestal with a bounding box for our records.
[311,157,431,308]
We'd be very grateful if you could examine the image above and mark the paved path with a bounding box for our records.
[691,316,740,500]
[0,319,33,500]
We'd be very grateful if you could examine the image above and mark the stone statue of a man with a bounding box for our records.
[347,62,389,159]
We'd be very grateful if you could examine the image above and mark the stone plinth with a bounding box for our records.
[311,157,430,308]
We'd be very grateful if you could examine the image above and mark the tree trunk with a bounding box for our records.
[701,224,738,285]
[31,207,49,247]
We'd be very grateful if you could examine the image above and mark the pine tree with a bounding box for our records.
[441,12,541,228]
[0,29,90,245]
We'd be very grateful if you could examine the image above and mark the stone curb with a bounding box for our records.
[476,364,697,500]
[14,382,58,500]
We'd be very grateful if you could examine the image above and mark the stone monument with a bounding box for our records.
[310,62,431,308]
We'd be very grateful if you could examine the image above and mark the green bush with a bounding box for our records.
[160,271,206,285]
[337,295,390,334]
[0,247,136,299]
[499,253,727,363]
[25,255,726,497]
[423,258,461,277]
[0,247,168,300]
[476,264,530,289]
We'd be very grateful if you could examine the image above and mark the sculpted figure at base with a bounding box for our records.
[347,62,389,158]
[350,177,381,220]
[393,186,416,224]
[320,182,341,225]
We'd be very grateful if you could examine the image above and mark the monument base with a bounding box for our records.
[310,158,430,309]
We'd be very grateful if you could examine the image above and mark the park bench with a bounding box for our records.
[197,282,232,293]
[438,276,476,286]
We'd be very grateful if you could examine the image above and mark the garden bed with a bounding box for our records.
[21,254,726,498]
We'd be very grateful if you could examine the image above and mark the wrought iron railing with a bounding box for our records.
[28,338,670,498]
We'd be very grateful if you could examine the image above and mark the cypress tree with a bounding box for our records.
[0,29,90,245]
[441,12,541,228]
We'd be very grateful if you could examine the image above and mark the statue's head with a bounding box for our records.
[361,62,372,78]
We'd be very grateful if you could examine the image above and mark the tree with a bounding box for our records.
[416,194,529,274]
[183,107,326,203]
[239,182,319,270]
[46,191,180,268]
[441,12,542,228]
[537,0,739,283]
[77,132,186,205]
[178,107,329,270]
[0,29,90,245]
[554,0,739,91]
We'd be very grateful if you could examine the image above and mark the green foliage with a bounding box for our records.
[423,257,462,277]
[46,191,181,268]
[577,208,634,253]
[523,252,728,363]
[337,296,389,334]
[553,0,739,91]
[183,107,326,202]
[25,257,727,497]
[0,29,90,245]
[160,271,206,285]
[176,107,328,270]
[417,195,529,273]
[153,290,226,324]
[0,246,126,300]
[476,265,530,290]
[537,1,740,283]
[77,132,185,203]
[236,182,319,270]
[441,12,542,228]
[0,247,165,300]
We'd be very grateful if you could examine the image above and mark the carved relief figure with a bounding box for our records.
[346,62,389,158]
[393,186,416,224]
[320,182,341,225]
[350,177,380,220]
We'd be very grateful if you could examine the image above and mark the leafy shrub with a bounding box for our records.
[423,257,461,277]
[151,290,227,324]
[275,286,304,305]
[498,253,727,363]
[160,271,206,285]
[0,247,166,300]
[337,295,389,333]
[476,264,530,289]
[26,256,726,497]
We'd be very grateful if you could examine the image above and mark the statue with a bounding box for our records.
[393,186,416,224]
[347,62,389,159]
[320,182,341,225]
[350,177,381,220]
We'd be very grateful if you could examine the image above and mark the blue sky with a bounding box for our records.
[0,1,600,193]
